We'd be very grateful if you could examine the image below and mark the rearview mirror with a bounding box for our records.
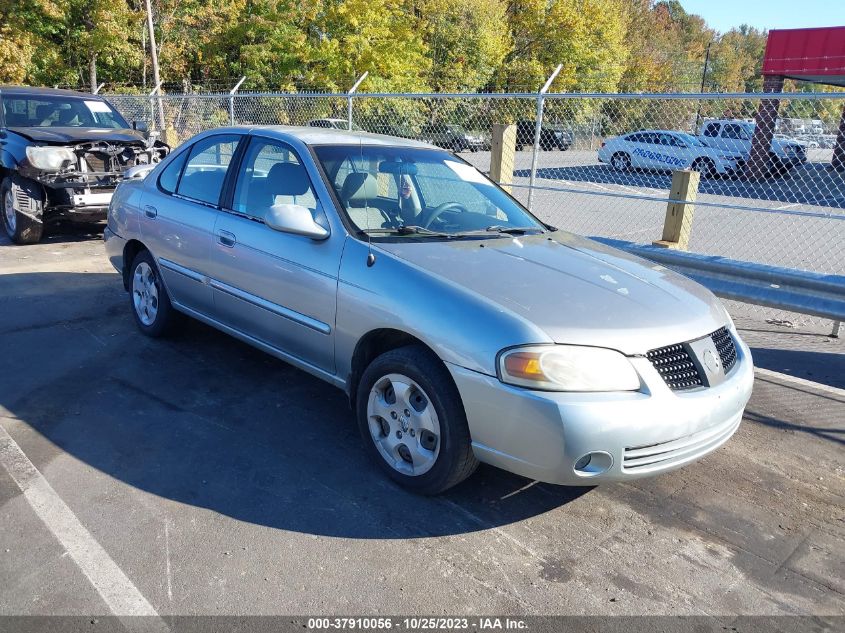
[132,120,148,133]
[264,204,330,240]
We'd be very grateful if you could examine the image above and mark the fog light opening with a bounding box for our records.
[574,454,591,470]
[573,451,613,477]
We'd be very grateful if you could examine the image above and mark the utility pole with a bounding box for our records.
[144,0,165,130]
[694,41,713,133]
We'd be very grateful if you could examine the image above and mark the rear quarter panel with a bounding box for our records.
[107,179,144,241]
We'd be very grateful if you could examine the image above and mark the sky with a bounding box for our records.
[680,0,842,34]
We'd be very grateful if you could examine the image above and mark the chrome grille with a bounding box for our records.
[14,187,31,211]
[646,344,703,391]
[710,327,737,373]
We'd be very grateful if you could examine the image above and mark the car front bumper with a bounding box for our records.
[446,329,754,485]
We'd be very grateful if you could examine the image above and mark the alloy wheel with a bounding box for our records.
[366,373,441,476]
[132,261,160,326]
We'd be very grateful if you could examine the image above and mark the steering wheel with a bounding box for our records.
[420,201,469,229]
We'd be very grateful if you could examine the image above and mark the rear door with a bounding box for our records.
[628,132,657,168]
[139,133,241,317]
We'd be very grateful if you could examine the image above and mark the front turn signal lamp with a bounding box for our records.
[498,345,641,392]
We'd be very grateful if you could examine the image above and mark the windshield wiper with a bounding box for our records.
[484,225,544,235]
[358,224,544,239]
[358,225,453,237]
[447,225,545,237]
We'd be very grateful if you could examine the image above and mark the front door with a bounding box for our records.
[207,136,343,374]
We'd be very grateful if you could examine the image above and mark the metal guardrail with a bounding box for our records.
[593,237,845,323]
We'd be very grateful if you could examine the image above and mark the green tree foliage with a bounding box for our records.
[496,0,628,93]
[708,25,766,93]
[419,0,510,92]
[0,0,810,99]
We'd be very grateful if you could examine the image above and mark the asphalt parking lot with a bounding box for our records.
[1,227,843,623]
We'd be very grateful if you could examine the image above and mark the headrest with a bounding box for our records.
[36,104,54,121]
[340,173,378,206]
[266,162,311,197]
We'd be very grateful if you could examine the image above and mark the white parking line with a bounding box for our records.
[0,419,167,629]
[754,367,845,398]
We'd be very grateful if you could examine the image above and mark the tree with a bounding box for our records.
[307,0,431,92]
[496,0,628,93]
[64,0,142,91]
[709,25,767,93]
[418,0,510,92]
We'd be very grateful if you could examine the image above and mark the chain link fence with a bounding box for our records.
[107,90,845,328]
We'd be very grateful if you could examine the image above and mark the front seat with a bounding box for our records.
[265,161,315,209]
[339,172,383,229]
[35,104,55,126]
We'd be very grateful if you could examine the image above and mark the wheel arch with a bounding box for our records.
[348,328,445,408]
[122,239,148,291]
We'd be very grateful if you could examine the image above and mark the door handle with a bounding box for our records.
[217,230,236,247]
[143,205,158,219]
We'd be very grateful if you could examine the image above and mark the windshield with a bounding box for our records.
[314,145,546,238]
[1,95,129,129]
[674,132,705,147]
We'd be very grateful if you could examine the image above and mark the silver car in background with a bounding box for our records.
[104,126,754,494]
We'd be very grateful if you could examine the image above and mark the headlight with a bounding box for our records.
[497,345,641,392]
[26,146,76,171]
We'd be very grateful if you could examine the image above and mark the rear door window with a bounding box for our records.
[176,135,241,206]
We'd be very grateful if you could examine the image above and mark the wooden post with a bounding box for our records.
[162,127,179,148]
[653,169,700,251]
[490,123,516,193]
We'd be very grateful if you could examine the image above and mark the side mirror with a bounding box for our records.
[123,163,155,180]
[132,121,149,136]
[264,203,330,240]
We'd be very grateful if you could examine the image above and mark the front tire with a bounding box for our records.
[356,345,478,494]
[129,249,178,337]
[1,176,44,244]
[691,158,716,179]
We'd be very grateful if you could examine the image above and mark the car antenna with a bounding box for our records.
[361,135,376,267]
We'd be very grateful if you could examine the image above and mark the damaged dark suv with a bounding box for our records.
[1,87,169,244]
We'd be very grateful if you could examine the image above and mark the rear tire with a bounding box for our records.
[356,345,478,495]
[128,249,178,337]
[611,152,631,171]
[1,175,44,244]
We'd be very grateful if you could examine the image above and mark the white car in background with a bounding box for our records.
[598,130,743,178]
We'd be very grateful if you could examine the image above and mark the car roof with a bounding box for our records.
[247,125,436,148]
[0,86,108,99]
[627,129,684,135]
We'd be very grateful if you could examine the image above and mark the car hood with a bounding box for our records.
[9,127,147,144]
[375,231,728,355]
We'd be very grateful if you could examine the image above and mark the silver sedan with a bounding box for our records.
[104,126,754,494]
